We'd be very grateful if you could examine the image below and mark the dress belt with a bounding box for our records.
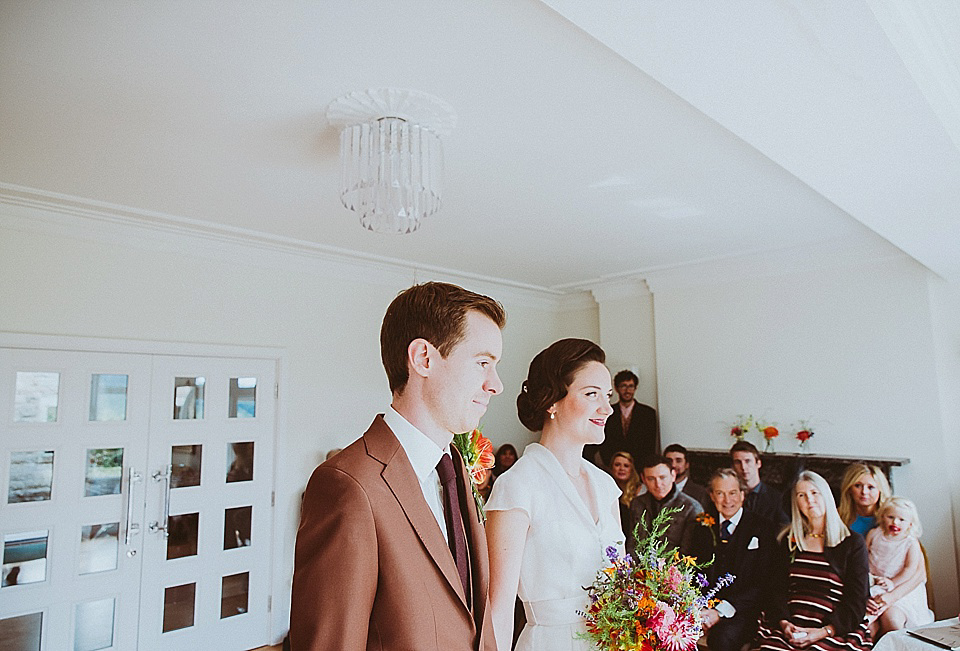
[523,596,587,627]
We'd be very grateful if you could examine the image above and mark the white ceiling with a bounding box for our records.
[2,0,958,291]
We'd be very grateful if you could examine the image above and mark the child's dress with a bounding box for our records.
[868,533,934,626]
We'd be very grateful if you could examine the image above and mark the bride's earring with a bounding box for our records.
[549,412,555,420]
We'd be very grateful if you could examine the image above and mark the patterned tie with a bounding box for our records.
[720,519,732,543]
[437,453,470,599]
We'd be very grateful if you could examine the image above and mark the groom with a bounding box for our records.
[290,282,505,650]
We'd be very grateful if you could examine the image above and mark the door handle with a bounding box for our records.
[148,465,172,538]
[124,467,143,546]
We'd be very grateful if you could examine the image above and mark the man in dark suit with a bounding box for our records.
[692,468,776,651]
[664,443,710,510]
[585,369,658,467]
[291,282,504,651]
[730,440,789,527]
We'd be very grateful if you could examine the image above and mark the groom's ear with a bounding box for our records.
[407,338,433,379]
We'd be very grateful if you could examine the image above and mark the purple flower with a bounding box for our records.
[605,545,619,562]
[703,573,736,600]
[696,573,708,588]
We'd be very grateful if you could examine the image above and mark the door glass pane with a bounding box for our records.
[14,371,60,423]
[74,598,115,651]
[228,377,256,418]
[8,450,54,503]
[173,377,205,419]
[84,448,123,497]
[170,445,201,488]
[162,583,196,633]
[226,442,253,483]
[220,572,249,619]
[78,523,119,574]
[89,374,128,421]
[223,506,251,550]
[0,611,42,650]
[2,530,48,587]
[167,513,199,560]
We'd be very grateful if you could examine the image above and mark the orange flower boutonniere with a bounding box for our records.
[452,428,495,521]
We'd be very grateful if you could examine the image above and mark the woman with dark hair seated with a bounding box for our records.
[753,470,872,651]
[493,443,518,478]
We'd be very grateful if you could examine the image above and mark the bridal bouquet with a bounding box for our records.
[580,508,734,651]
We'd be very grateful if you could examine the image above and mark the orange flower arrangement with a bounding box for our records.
[452,428,495,520]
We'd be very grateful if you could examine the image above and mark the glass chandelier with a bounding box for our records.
[328,89,456,234]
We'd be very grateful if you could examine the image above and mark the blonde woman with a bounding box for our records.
[838,463,891,536]
[752,471,871,651]
[610,451,643,538]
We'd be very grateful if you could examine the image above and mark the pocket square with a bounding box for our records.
[747,536,760,550]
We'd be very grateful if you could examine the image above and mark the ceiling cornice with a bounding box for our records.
[0,183,569,310]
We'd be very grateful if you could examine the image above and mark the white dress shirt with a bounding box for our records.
[383,406,449,543]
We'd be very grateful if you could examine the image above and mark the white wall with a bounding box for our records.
[652,257,959,617]
[0,211,597,642]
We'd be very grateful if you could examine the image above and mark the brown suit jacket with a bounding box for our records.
[290,415,496,651]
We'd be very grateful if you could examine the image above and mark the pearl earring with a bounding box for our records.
[549,412,556,420]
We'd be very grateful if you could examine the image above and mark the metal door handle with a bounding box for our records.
[124,467,143,545]
[148,465,172,538]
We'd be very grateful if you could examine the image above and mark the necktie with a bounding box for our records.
[720,519,732,543]
[437,453,470,598]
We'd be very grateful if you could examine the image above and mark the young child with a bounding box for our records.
[865,497,934,636]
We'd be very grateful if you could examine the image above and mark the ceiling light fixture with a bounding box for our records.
[327,88,457,234]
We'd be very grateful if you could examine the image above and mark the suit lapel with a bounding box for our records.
[364,416,469,610]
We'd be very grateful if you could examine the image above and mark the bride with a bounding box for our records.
[485,339,624,650]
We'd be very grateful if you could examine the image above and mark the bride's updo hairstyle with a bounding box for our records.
[517,338,606,432]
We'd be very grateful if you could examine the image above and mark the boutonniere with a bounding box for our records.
[694,511,717,546]
[696,511,718,546]
[452,428,495,522]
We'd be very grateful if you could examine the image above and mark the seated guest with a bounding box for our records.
[664,443,710,510]
[493,443,518,479]
[838,462,891,536]
[752,471,871,651]
[610,451,644,537]
[692,468,776,651]
[866,497,933,636]
[730,440,789,527]
[627,454,702,557]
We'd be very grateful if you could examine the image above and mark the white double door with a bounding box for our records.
[0,344,276,651]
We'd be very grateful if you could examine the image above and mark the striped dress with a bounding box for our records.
[754,550,873,651]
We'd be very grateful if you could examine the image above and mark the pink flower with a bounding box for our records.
[657,617,700,651]
[650,601,676,637]
[664,566,682,593]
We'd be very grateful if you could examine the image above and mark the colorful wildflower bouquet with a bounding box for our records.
[580,507,733,651]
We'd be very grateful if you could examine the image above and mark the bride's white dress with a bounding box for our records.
[485,443,624,651]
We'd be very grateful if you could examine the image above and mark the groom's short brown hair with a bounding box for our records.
[381,282,505,394]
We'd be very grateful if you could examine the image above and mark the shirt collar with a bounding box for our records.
[383,406,445,481]
[676,476,688,491]
[721,507,744,530]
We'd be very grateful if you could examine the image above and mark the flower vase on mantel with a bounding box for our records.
[795,422,815,455]
[760,425,779,454]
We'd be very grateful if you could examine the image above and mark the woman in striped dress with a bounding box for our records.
[753,470,872,651]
